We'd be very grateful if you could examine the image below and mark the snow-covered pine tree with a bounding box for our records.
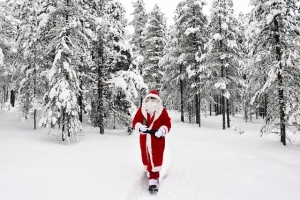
[83,0,145,134]
[246,0,300,145]
[160,1,187,122]
[40,0,86,142]
[238,13,256,122]
[129,0,148,106]
[0,45,5,105]
[160,26,182,111]
[142,4,167,90]
[0,1,14,105]
[200,0,244,129]
[0,0,26,108]
[101,1,141,133]
[175,0,208,125]
[130,0,147,57]
[16,0,46,129]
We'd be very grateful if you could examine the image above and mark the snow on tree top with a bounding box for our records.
[184,27,199,36]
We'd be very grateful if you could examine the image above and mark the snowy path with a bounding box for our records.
[1,110,300,200]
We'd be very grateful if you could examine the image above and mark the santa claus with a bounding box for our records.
[132,90,171,193]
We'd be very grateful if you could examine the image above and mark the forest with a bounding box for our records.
[0,0,299,146]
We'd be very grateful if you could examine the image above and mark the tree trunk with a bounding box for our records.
[10,90,15,107]
[33,58,37,130]
[226,99,230,128]
[219,8,225,129]
[188,100,192,123]
[210,101,212,116]
[264,94,268,120]
[274,17,286,145]
[219,95,222,115]
[215,94,218,116]
[180,64,184,122]
[78,62,83,123]
[78,86,83,123]
[98,40,104,135]
[34,109,37,130]
[195,94,199,124]
[63,0,70,137]
[62,110,65,141]
[78,20,84,123]
[199,95,201,127]
[221,60,225,129]
[263,76,267,119]
[222,95,225,130]
[5,87,8,102]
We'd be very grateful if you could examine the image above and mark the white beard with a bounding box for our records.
[144,100,160,113]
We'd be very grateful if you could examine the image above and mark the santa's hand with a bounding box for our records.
[155,128,165,138]
[139,125,148,133]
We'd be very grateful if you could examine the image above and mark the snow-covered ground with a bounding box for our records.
[1,108,300,200]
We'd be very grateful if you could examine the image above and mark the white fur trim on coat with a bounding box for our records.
[152,166,162,172]
[149,179,158,186]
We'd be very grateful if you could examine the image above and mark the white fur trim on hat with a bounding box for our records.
[144,93,161,102]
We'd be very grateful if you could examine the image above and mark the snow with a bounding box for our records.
[0,47,3,66]
[134,55,144,65]
[221,23,228,30]
[214,81,226,90]
[0,109,300,200]
[184,27,198,36]
[95,17,103,26]
[37,13,49,30]
[266,14,274,24]
[213,33,222,41]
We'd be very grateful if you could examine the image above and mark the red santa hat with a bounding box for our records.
[144,90,161,101]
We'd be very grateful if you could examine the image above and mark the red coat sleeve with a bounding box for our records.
[161,108,171,134]
[132,107,143,131]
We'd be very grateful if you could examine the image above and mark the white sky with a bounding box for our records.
[122,0,253,27]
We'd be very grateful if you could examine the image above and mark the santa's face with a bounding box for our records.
[144,97,160,113]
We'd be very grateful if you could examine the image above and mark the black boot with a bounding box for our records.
[148,185,158,194]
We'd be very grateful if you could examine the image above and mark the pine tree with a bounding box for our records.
[130,0,147,57]
[247,0,300,145]
[129,0,148,106]
[175,0,208,125]
[238,13,261,122]
[200,0,243,129]
[160,25,182,112]
[1,0,27,108]
[83,0,144,134]
[17,0,45,129]
[0,0,15,105]
[142,4,167,90]
[40,0,85,142]
[101,1,140,133]
[160,1,186,122]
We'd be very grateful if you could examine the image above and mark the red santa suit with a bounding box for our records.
[132,90,171,182]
